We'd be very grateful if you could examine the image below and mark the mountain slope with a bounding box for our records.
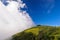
[12,25,60,40]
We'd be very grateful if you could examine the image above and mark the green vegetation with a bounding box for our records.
[12,25,60,40]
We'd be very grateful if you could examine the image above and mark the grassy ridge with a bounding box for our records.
[12,25,60,40]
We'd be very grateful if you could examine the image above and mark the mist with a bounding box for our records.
[0,0,35,40]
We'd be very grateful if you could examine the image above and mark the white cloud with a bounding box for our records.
[0,0,35,40]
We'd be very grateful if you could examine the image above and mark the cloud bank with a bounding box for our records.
[0,0,35,40]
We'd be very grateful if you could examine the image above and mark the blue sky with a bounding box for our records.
[22,0,60,26]
[3,0,60,26]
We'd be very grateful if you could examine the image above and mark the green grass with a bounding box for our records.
[12,25,60,40]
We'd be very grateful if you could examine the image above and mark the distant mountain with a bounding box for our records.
[12,25,60,40]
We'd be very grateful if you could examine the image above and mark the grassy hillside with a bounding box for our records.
[11,25,60,40]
